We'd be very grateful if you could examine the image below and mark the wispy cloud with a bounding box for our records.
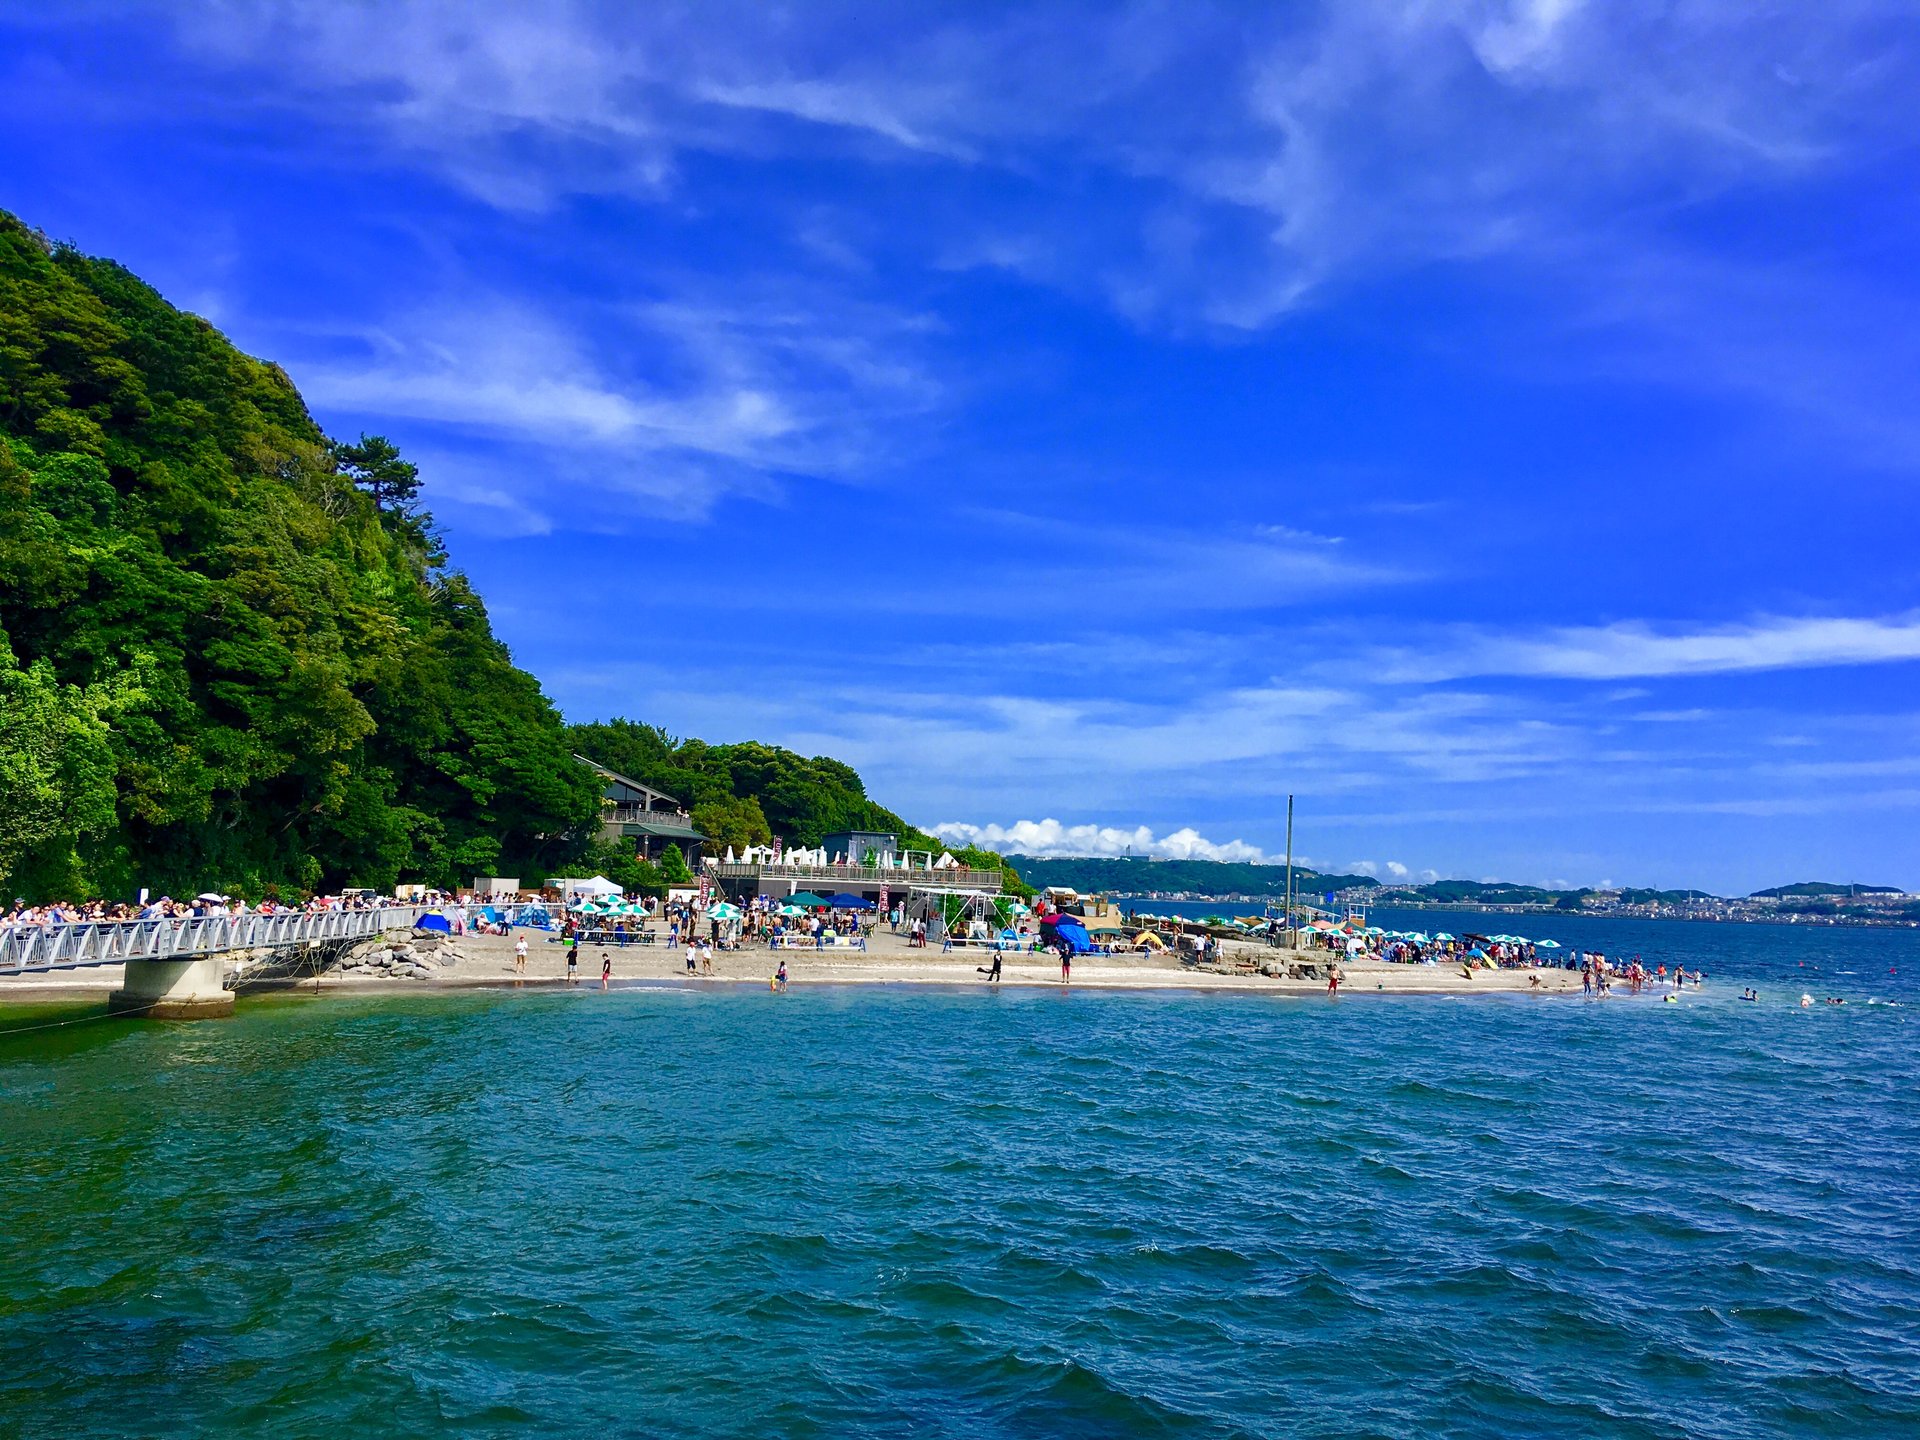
[1375,613,1920,683]
[284,288,942,522]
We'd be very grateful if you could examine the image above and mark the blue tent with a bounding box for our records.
[414,912,452,934]
[1042,915,1094,954]
[829,893,875,910]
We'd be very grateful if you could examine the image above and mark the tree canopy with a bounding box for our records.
[0,210,598,899]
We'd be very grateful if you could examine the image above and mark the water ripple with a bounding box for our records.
[4,935,1920,1437]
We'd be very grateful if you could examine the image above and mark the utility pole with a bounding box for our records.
[1284,794,1295,952]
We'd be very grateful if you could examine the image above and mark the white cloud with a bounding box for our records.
[931,818,1268,863]
[114,0,1920,460]
[283,289,942,521]
[1378,614,1920,683]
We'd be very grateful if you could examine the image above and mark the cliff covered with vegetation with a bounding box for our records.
[0,212,1024,903]
[0,210,599,898]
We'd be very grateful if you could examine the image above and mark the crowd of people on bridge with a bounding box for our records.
[3,891,395,929]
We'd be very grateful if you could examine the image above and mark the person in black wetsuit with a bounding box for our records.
[978,951,1002,982]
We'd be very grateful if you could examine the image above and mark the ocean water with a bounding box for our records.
[4,927,1919,1438]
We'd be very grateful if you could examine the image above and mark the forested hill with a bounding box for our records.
[0,210,599,898]
[565,719,1028,895]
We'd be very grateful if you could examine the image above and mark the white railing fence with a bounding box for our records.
[0,906,439,973]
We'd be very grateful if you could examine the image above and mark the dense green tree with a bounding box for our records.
[657,843,692,885]
[0,210,598,899]
[331,433,420,512]
[689,794,771,856]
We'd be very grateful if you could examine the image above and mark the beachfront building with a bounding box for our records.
[575,755,706,862]
[709,848,1004,907]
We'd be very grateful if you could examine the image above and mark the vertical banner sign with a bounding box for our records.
[698,872,711,910]
[880,885,890,916]
[772,836,783,862]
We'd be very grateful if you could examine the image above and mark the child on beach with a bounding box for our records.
[514,936,527,974]
[685,942,697,975]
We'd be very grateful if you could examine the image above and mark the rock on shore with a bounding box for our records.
[336,935,467,981]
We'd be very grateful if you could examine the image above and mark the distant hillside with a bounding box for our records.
[1002,854,1378,898]
[1753,881,1905,898]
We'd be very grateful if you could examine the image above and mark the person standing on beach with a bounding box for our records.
[1327,966,1342,996]
[601,952,611,988]
[1060,946,1071,984]
[514,935,528,975]
[979,951,1002,983]
[685,941,698,975]
[566,934,579,981]
[700,939,714,974]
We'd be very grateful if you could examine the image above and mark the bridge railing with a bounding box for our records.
[0,906,441,973]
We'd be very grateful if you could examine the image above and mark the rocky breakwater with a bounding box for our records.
[336,932,465,983]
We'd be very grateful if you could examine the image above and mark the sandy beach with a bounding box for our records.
[0,928,1584,1005]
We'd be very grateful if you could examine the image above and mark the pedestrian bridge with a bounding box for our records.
[0,906,438,976]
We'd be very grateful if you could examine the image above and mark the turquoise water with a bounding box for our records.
[5,926,1919,1437]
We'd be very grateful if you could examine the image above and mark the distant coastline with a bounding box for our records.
[997,854,1918,928]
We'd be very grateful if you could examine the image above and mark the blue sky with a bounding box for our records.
[4,2,1918,893]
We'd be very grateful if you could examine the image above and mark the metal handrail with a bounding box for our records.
[0,906,440,973]
[710,862,1004,890]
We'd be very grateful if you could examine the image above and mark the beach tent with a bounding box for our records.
[786,891,831,908]
[573,875,623,897]
[1040,915,1094,954]
[829,894,875,910]
[1132,931,1167,950]
[414,913,452,934]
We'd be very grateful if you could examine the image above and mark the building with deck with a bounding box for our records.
[575,755,706,862]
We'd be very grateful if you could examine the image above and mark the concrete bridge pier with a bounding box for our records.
[108,957,235,1019]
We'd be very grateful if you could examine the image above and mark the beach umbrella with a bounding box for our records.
[196,891,227,902]
[708,902,742,920]
[1432,932,1455,941]
[1534,938,1562,950]
[777,904,808,918]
